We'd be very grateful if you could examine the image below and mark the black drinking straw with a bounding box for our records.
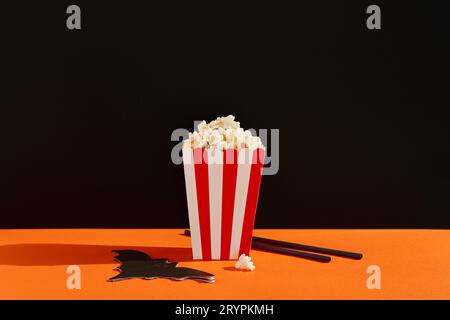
[251,236,363,260]
[250,241,331,263]
[183,229,362,260]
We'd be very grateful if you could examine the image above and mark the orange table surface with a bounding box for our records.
[0,229,449,300]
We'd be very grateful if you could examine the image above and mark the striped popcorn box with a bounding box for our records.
[183,147,265,260]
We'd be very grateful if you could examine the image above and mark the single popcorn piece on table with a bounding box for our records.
[235,254,255,271]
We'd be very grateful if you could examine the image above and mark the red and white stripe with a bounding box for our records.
[183,147,265,260]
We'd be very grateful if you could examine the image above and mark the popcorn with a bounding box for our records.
[183,115,265,150]
[235,254,255,271]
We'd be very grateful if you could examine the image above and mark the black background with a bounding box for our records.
[1,1,449,228]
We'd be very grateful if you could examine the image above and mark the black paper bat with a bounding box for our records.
[109,250,215,283]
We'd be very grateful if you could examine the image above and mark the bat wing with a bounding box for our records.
[109,250,168,282]
[158,267,215,283]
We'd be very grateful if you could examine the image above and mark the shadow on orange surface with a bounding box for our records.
[0,244,193,266]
